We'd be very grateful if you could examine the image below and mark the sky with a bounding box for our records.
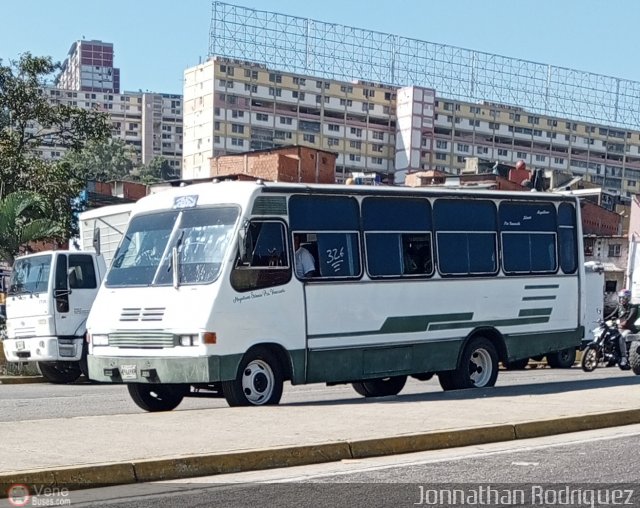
[3,0,640,95]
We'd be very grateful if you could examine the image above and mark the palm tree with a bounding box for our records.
[0,191,61,265]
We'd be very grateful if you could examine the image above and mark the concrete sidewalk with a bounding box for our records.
[1,376,640,491]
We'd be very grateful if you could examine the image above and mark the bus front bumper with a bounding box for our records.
[87,354,241,384]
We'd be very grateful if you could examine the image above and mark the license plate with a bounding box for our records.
[15,340,25,351]
[120,364,138,380]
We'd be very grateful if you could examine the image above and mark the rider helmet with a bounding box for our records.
[618,289,631,306]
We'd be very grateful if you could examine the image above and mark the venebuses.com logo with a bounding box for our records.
[6,484,30,507]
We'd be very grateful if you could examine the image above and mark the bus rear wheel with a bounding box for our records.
[352,375,407,398]
[547,348,576,368]
[221,347,284,407]
[439,337,499,391]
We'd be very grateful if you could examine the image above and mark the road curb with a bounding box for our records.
[0,376,46,384]
[1,409,640,496]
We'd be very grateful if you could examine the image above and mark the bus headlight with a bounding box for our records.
[91,334,109,346]
[178,335,197,346]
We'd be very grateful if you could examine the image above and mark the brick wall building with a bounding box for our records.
[209,145,336,183]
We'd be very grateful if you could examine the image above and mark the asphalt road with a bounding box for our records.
[1,364,639,422]
[17,424,640,508]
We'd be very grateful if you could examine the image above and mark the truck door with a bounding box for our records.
[54,254,99,338]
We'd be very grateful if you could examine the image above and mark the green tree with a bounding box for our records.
[0,53,110,238]
[62,137,135,182]
[0,191,61,265]
[131,156,178,185]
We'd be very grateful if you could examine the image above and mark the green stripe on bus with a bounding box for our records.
[522,296,557,301]
[308,312,474,339]
[518,308,553,317]
[428,316,550,331]
[524,284,559,289]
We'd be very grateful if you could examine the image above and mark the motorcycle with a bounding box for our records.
[581,319,640,374]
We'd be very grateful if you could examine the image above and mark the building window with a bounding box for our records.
[268,73,282,83]
[470,106,481,114]
[554,157,565,164]
[349,140,362,149]
[605,280,618,293]
[535,154,546,162]
[456,143,469,152]
[231,110,244,118]
[231,124,244,134]
[372,131,384,140]
[436,140,448,149]
[371,157,383,164]
[303,134,315,143]
[279,116,293,125]
[256,113,269,121]
[328,138,340,146]
[517,151,527,159]
[608,244,621,257]
[340,85,353,93]
[349,154,361,162]
[350,127,363,137]
[328,124,340,132]
[436,153,447,160]
[498,149,508,156]
[231,137,243,147]
[372,144,383,152]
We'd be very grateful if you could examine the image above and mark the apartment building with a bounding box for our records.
[183,57,403,182]
[42,87,183,172]
[55,40,120,93]
[183,57,640,201]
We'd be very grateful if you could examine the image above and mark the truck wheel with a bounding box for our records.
[547,348,576,368]
[38,362,82,384]
[221,347,283,407]
[581,346,599,372]
[352,376,407,397]
[629,341,640,375]
[127,384,185,412]
[503,358,529,370]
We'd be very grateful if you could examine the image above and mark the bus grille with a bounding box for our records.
[119,307,166,322]
[109,332,175,348]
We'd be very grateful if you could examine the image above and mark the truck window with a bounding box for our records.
[68,255,97,289]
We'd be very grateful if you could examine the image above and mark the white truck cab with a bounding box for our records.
[1,202,133,383]
[3,251,106,382]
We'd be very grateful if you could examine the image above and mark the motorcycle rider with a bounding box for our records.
[605,289,639,367]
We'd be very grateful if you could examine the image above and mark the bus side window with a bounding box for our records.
[231,220,291,292]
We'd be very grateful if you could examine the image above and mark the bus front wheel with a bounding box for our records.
[127,383,186,412]
[221,347,284,407]
[352,375,407,398]
[439,337,499,391]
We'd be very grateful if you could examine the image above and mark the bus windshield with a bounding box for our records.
[107,206,239,287]
[8,255,52,296]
